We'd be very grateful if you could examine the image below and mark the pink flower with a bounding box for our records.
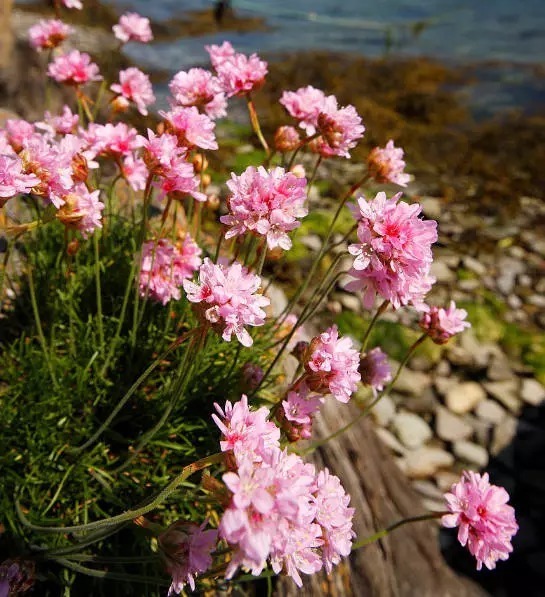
[36,105,79,136]
[168,68,227,119]
[139,236,202,305]
[346,192,437,309]
[56,183,104,238]
[367,140,410,187]
[113,12,153,44]
[274,126,301,152]
[420,300,470,344]
[442,471,518,571]
[159,520,218,594]
[4,119,35,152]
[206,41,267,97]
[121,154,148,191]
[0,154,40,201]
[221,166,308,250]
[280,384,323,441]
[48,50,101,86]
[304,325,361,403]
[140,130,184,175]
[110,67,155,116]
[83,123,144,158]
[159,106,218,151]
[183,258,270,347]
[280,86,328,135]
[156,154,206,202]
[359,347,392,394]
[28,19,73,51]
[61,0,83,8]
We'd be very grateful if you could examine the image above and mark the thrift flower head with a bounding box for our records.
[280,86,327,135]
[346,191,437,309]
[206,41,268,97]
[113,12,153,44]
[420,300,471,344]
[28,19,73,51]
[367,140,410,187]
[160,106,218,151]
[121,153,148,192]
[304,325,361,403]
[169,68,227,119]
[359,347,392,394]
[159,520,218,594]
[56,183,104,238]
[4,118,35,152]
[442,471,518,571]
[48,50,101,86]
[0,559,35,597]
[36,105,79,136]
[111,67,155,116]
[280,384,323,441]
[221,166,308,250]
[274,125,301,153]
[61,0,83,8]
[0,154,40,203]
[183,258,270,347]
[83,122,143,158]
[139,236,202,305]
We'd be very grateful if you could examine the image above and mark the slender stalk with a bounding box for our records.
[360,300,389,352]
[306,155,322,198]
[246,93,270,156]
[384,333,427,395]
[28,265,58,389]
[286,132,320,171]
[93,232,105,351]
[352,512,445,550]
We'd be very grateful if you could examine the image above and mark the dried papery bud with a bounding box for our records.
[71,153,89,183]
[192,153,208,174]
[67,238,80,255]
[317,112,343,149]
[240,362,264,392]
[0,559,35,595]
[274,125,300,152]
[292,340,309,362]
[111,95,130,114]
[201,173,211,188]
[206,193,220,211]
[290,164,306,179]
[367,140,410,187]
[419,301,470,344]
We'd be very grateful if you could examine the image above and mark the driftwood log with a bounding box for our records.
[276,399,486,596]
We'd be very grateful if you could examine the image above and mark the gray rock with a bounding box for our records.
[458,279,481,292]
[507,294,523,309]
[392,412,433,449]
[445,382,486,414]
[420,196,442,220]
[404,387,439,414]
[435,471,462,492]
[496,257,526,295]
[435,406,473,442]
[487,355,516,381]
[412,480,445,501]
[430,260,455,283]
[392,367,432,396]
[527,294,545,308]
[518,273,532,287]
[453,440,489,468]
[435,375,460,397]
[520,378,545,406]
[370,395,396,427]
[483,380,521,414]
[491,415,518,456]
[337,293,361,313]
[376,427,408,455]
[301,234,322,252]
[475,400,507,425]
[463,256,487,276]
[404,447,455,478]
[435,360,451,377]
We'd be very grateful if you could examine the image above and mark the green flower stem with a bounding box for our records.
[92,79,108,121]
[360,300,389,352]
[93,232,105,352]
[246,93,270,156]
[385,333,427,395]
[352,512,445,551]
[16,452,224,535]
[27,265,58,389]
[286,132,320,171]
[53,558,170,586]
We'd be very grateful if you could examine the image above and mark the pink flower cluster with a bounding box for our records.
[28,19,73,51]
[359,347,392,394]
[168,68,227,119]
[420,300,470,344]
[36,105,79,136]
[367,140,410,187]
[113,12,153,44]
[207,41,268,97]
[56,183,104,238]
[303,325,361,403]
[48,50,102,86]
[111,67,155,116]
[221,166,308,250]
[346,191,437,310]
[139,236,202,305]
[183,258,270,347]
[61,0,82,9]
[159,106,218,151]
[214,396,355,586]
[159,520,218,595]
[442,471,518,571]
[0,154,40,203]
[280,86,365,158]
[280,384,323,441]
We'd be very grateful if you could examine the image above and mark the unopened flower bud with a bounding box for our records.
[274,125,300,152]
[206,194,220,211]
[192,153,208,173]
[201,173,211,188]
[67,238,80,255]
[240,362,264,392]
[290,164,306,179]
[292,340,309,362]
[71,153,89,183]
[111,95,130,114]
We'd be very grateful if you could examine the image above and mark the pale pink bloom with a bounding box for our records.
[121,154,148,191]
[280,86,328,135]
[206,41,267,97]
[169,68,227,119]
[113,12,153,44]
[159,520,218,594]
[83,122,143,158]
[346,192,437,309]
[139,236,202,305]
[48,50,101,86]
[281,384,323,441]
[156,154,206,202]
[420,300,470,344]
[110,67,155,116]
[61,0,82,9]
[0,154,40,200]
[183,258,270,347]
[359,347,392,394]
[140,129,184,175]
[367,140,410,186]
[310,97,365,159]
[221,166,308,250]
[304,325,361,403]
[159,106,217,151]
[290,164,306,179]
[442,471,518,571]
[57,183,104,238]
[36,105,79,136]
[4,119,35,152]
[274,125,301,153]
[28,19,73,52]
